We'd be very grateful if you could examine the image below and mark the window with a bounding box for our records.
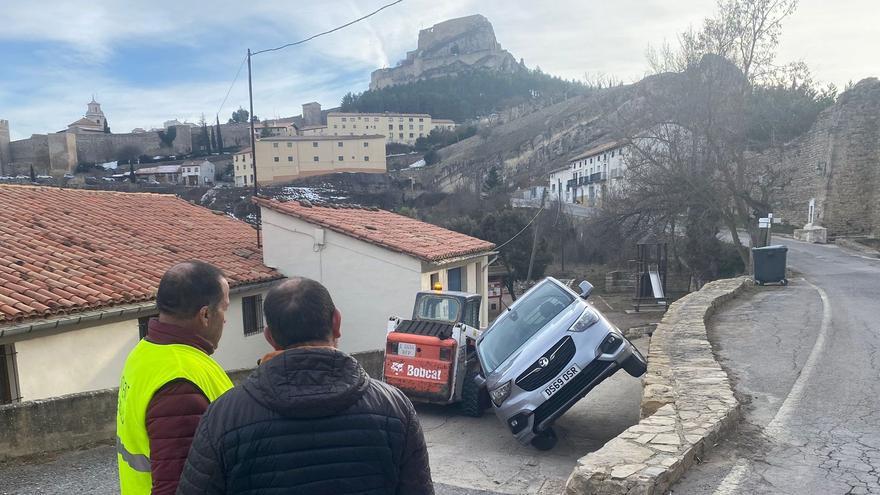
[363,142,369,147]
[342,125,346,129]
[409,124,414,130]
[243,176,247,185]
[273,157,279,162]
[388,124,393,130]
[0,344,20,404]
[137,315,156,339]
[313,156,319,162]
[408,117,413,122]
[338,155,344,161]
[287,156,293,162]
[287,142,292,148]
[337,141,343,147]
[374,117,379,122]
[312,142,318,147]
[409,133,414,138]
[399,133,404,138]
[341,117,347,122]
[364,156,369,161]
[273,142,278,148]
[419,133,424,137]
[398,124,404,130]
[333,125,338,129]
[419,125,424,130]
[419,118,424,122]
[242,295,264,336]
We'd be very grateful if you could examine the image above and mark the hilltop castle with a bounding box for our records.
[370,15,521,90]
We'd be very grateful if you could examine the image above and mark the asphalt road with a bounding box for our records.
[674,238,880,494]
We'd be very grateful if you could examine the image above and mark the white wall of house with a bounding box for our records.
[11,288,273,402]
[213,289,275,370]
[261,208,423,354]
[14,319,139,401]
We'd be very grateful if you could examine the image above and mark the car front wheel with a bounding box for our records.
[623,347,648,377]
[530,427,558,451]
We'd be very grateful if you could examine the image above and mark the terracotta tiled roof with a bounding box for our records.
[0,186,282,325]
[569,140,626,162]
[255,198,495,263]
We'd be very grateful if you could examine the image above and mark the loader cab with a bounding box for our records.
[413,291,482,329]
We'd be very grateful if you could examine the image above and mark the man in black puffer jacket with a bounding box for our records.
[177,277,433,494]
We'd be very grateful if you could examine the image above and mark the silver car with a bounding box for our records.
[476,277,647,450]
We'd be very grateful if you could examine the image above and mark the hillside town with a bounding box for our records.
[1,2,879,495]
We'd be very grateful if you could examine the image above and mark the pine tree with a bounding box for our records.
[103,120,111,134]
[29,164,36,182]
[210,128,217,152]
[215,116,224,151]
[129,162,136,183]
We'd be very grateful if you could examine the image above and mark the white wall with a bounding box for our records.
[261,208,423,354]
[15,319,140,401]
[14,289,273,401]
[213,289,274,371]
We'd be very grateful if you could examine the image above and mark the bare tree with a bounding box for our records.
[647,0,798,84]
[615,56,791,273]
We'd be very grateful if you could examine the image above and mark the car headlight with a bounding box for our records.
[568,307,600,332]
[489,381,512,407]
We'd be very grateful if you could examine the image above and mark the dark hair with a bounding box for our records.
[156,261,226,318]
[263,278,336,348]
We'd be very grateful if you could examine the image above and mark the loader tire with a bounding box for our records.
[459,373,484,418]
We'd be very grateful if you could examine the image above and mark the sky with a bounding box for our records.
[1,0,878,140]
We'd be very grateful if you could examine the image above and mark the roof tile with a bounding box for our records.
[0,185,282,325]
[255,198,495,262]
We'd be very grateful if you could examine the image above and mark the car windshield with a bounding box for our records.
[480,281,575,372]
[415,295,461,323]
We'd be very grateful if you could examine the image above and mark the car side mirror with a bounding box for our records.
[578,281,593,299]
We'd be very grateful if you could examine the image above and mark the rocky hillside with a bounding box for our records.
[370,15,521,90]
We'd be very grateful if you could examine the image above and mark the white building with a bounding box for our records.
[135,164,181,184]
[180,159,215,186]
[256,197,496,354]
[549,141,629,207]
[0,186,283,403]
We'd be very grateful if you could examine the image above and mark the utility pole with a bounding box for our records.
[247,48,262,248]
[527,190,547,281]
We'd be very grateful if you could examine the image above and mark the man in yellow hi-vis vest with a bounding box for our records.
[117,261,234,494]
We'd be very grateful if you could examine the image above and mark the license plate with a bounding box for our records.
[398,342,417,357]
[542,364,581,399]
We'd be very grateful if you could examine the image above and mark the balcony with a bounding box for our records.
[590,172,607,182]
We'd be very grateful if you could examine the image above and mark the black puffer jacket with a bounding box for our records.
[176,347,433,495]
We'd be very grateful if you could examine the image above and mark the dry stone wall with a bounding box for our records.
[566,277,750,495]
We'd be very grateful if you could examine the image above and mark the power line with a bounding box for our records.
[493,205,545,252]
[216,54,248,119]
[252,0,403,56]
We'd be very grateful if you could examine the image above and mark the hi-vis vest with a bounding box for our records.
[116,340,233,494]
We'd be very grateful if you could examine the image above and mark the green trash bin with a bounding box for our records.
[752,245,788,286]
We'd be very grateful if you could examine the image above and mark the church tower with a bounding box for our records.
[85,97,106,127]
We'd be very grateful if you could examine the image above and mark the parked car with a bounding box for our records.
[476,277,647,450]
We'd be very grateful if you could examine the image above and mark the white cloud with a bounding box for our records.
[2,0,878,140]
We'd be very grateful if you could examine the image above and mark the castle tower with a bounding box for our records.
[0,119,10,175]
[302,102,322,127]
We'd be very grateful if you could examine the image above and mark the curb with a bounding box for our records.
[834,238,880,258]
[565,276,751,495]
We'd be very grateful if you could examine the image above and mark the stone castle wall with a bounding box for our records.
[767,78,880,236]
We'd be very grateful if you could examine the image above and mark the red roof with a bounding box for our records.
[255,198,495,263]
[0,186,282,325]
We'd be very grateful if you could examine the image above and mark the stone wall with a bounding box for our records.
[566,277,750,495]
[767,78,880,236]
[0,349,384,461]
